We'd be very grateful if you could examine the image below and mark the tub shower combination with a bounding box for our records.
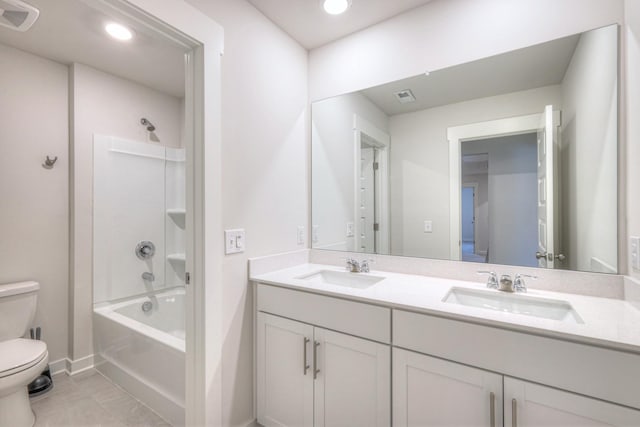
[92,135,186,425]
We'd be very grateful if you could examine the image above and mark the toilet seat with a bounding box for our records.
[0,339,47,379]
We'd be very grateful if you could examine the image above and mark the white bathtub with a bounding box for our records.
[93,288,185,426]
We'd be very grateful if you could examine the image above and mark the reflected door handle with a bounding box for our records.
[555,253,566,261]
[535,251,547,259]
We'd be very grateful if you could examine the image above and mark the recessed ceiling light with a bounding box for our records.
[322,0,352,15]
[105,22,133,41]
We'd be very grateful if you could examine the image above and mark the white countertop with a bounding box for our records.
[251,263,640,354]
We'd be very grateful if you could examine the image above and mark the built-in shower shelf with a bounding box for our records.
[167,253,186,263]
[167,209,186,228]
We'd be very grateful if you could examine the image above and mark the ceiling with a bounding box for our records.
[360,33,580,116]
[248,0,434,49]
[0,0,186,97]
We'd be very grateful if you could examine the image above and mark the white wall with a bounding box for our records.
[70,63,183,360]
[626,0,640,278]
[389,85,561,259]
[93,138,187,303]
[0,44,69,363]
[312,92,389,251]
[309,0,624,101]
[561,25,618,273]
[463,134,538,267]
[183,1,309,425]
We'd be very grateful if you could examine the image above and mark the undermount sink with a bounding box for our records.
[443,287,583,324]
[296,270,384,289]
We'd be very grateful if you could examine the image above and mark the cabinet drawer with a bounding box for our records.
[393,309,640,410]
[257,284,391,343]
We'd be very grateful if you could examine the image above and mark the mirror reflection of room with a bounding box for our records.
[311,23,618,274]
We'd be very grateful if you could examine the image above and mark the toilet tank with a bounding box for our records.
[0,281,39,340]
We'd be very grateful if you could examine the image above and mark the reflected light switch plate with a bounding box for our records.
[631,236,640,270]
[346,222,354,237]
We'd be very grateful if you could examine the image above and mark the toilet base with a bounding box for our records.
[0,387,35,427]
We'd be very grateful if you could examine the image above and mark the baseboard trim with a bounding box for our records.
[48,358,67,375]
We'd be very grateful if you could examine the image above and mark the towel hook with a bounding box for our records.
[42,156,58,169]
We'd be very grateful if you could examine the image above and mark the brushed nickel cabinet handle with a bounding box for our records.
[490,392,496,427]
[512,398,518,427]
[313,341,320,379]
[303,337,310,375]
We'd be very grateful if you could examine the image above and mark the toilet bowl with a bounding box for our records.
[0,281,48,427]
[0,339,48,427]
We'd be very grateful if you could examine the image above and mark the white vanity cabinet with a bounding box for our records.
[394,309,640,426]
[504,378,640,427]
[254,281,640,427]
[393,347,640,427]
[256,313,314,427]
[256,285,392,427]
[393,348,502,427]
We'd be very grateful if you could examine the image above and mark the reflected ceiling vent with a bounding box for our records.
[0,0,39,32]
[394,89,416,104]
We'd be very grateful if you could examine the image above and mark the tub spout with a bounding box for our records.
[142,272,155,282]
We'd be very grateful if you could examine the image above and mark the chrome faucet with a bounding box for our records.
[142,272,155,282]
[499,274,514,292]
[345,258,373,273]
[478,271,498,289]
[513,274,536,293]
[345,258,360,272]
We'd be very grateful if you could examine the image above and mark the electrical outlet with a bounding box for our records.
[632,236,640,270]
[297,226,305,245]
[312,225,319,243]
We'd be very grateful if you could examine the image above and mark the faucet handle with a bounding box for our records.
[360,258,374,273]
[344,257,359,272]
[477,270,498,289]
[514,273,536,292]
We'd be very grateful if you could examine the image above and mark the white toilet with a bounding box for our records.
[0,281,48,427]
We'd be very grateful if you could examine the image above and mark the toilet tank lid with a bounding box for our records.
[0,281,39,298]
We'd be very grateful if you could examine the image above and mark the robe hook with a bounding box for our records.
[42,156,58,169]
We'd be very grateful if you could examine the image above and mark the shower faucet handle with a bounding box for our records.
[135,241,156,260]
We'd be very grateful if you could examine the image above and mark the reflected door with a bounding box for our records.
[461,186,475,251]
[359,147,376,252]
[536,105,555,268]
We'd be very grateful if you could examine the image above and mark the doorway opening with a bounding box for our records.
[353,115,390,255]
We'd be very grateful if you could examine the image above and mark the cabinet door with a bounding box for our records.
[313,328,391,427]
[505,377,640,427]
[257,312,314,427]
[393,348,502,427]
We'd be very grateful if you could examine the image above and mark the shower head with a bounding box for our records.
[140,118,156,132]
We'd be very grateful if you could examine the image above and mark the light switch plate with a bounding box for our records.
[631,236,640,270]
[424,220,433,233]
[225,229,245,254]
[297,226,305,245]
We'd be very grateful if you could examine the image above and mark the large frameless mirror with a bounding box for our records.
[312,24,618,273]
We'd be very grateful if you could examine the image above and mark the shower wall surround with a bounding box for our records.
[93,135,185,303]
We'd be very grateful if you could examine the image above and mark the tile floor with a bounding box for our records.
[30,370,171,427]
